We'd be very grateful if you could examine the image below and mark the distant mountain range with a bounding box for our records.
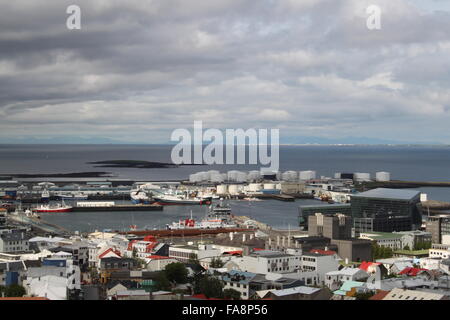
[0,135,441,145]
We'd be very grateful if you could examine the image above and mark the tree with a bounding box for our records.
[223,288,241,300]
[5,284,26,297]
[198,276,224,299]
[210,258,224,268]
[164,263,188,284]
[153,272,172,291]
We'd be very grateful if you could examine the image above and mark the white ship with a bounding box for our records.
[167,201,237,230]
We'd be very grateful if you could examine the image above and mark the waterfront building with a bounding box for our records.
[298,203,351,229]
[351,188,422,234]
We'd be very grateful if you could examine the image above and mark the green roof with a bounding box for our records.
[394,249,429,256]
[333,281,365,295]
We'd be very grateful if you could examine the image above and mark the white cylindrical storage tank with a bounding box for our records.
[210,173,224,183]
[227,170,238,182]
[248,170,261,181]
[248,183,262,192]
[235,171,248,182]
[264,183,276,190]
[299,170,316,180]
[216,185,228,195]
[189,173,202,183]
[207,170,220,181]
[354,172,371,181]
[228,185,241,195]
[199,171,210,181]
[375,172,390,182]
[282,171,298,181]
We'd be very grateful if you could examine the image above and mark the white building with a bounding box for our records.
[169,244,222,268]
[299,171,316,181]
[224,250,301,274]
[145,256,178,271]
[325,268,369,291]
[382,287,447,301]
[25,258,81,300]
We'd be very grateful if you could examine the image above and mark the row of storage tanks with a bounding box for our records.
[189,170,318,183]
[217,183,282,195]
[334,171,391,182]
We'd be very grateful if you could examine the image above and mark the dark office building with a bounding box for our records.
[426,215,450,244]
[298,203,351,229]
[308,213,352,240]
[351,188,422,234]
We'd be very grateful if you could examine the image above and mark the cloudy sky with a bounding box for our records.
[0,0,450,144]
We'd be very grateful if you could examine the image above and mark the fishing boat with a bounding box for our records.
[41,189,50,202]
[166,200,237,230]
[58,192,88,201]
[33,201,73,213]
[153,188,212,205]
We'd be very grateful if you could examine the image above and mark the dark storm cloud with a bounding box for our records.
[0,0,450,143]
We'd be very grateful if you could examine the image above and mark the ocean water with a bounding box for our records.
[38,199,319,233]
[1,144,450,182]
[1,144,450,231]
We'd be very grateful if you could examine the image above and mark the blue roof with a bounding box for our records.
[351,188,420,201]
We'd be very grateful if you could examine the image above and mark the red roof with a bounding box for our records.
[143,235,157,242]
[223,250,243,256]
[127,240,138,251]
[99,248,122,259]
[147,255,172,260]
[399,267,427,276]
[310,249,337,256]
[359,261,381,271]
[145,242,157,253]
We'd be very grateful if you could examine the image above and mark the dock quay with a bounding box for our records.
[359,180,450,190]
[119,227,255,238]
[233,215,272,230]
[8,214,70,235]
[254,194,295,201]
[72,204,163,212]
